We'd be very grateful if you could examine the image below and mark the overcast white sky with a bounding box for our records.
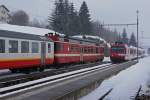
[0,0,149,47]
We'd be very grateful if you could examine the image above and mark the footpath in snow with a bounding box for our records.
[80,56,150,100]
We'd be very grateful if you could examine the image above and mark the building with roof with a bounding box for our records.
[0,5,11,23]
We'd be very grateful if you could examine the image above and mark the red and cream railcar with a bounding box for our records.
[47,33,104,65]
[110,43,137,63]
[110,43,127,62]
[0,30,54,72]
[110,42,145,63]
[138,48,145,58]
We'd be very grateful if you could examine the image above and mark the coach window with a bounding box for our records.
[93,48,96,53]
[84,47,86,53]
[55,43,63,51]
[90,48,92,53]
[48,43,51,53]
[21,41,29,53]
[0,39,5,53]
[32,42,39,53]
[55,43,60,51]
[96,47,98,53]
[9,40,18,53]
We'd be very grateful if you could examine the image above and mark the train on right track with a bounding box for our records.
[110,41,145,63]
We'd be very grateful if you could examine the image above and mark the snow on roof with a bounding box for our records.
[0,24,64,36]
[72,35,107,43]
[106,43,111,48]
[0,5,9,12]
[129,45,137,49]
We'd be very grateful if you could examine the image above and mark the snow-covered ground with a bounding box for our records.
[103,57,111,62]
[0,69,9,73]
[80,56,150,100]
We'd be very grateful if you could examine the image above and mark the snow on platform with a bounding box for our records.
[0,69,9,73]
[103,57,111,62]
[80,56,150,100]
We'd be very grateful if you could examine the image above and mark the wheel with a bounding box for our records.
[39,67,45,72]
[9,69,18,73]
[22,69,31,74]
[100,57,104,62]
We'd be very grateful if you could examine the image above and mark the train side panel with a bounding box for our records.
[0,37,54,69]
[54,41,80,64]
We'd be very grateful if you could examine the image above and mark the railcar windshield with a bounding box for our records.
[111,46,126,53]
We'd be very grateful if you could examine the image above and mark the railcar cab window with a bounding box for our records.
[0,39,5,53]
[55,43,63,51]
[21,41,29,53]
[111,46,125,53]
[9,40,18,53]
[32,42,39,53]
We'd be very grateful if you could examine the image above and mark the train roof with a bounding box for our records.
[68,36,103,45]
[0,29,52,41]
[0,24,64,36]
[72,35,106,43]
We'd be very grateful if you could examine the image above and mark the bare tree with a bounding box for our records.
[10,10,29,26]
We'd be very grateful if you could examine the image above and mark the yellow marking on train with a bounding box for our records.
[55,54,80,57]
[0,57,41,61]
[54,53,104,57]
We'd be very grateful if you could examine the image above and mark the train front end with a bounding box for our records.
[110,43,127,63]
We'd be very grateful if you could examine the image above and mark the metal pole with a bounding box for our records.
[141,31,144,47]
[136,10,139,62]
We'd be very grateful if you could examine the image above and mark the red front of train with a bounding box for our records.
[110,43,127,62]
[110,42,145,63]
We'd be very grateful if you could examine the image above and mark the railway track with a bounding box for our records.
[0,60,138,100]
[0,63,111,97]
[0,61,111,88]
[0,62,112,97]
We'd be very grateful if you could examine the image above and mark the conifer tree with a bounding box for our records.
[49,0,66,34]
[79,1,92,35]
[129,32,137,46]
[49,0,81,35]
[68,3,80,35]
[63,0,70,35]
[122,28,128,44]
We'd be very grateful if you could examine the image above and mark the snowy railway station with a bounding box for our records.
[0,0,150,100]
[0,21,149,100]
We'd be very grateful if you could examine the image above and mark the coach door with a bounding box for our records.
[41,42,46,65]
[80,47,84,62]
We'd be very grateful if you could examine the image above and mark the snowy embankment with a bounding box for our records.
[0,69,9,73]
[103,57,110,62]
[80,56,150,100]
